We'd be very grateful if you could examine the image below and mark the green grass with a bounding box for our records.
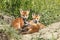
[0,0,60,25]
[0,20,21,40]
[0,0,60,40]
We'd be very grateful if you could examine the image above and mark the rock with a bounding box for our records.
[0,31,9,40]
[0,14,15,25]
[57,38,60,40]
[20,22,60,40]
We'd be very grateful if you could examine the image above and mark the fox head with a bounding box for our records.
[32,13,40,23]
[20,9,30,19]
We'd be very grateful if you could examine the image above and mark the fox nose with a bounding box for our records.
[35,21,37,23]
[23,18,26,20]
[34,20,37,23]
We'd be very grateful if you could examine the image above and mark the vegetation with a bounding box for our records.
[0,0,60,25]
[0,0,60,40]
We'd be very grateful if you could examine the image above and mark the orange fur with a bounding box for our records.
[12,17,24,30]
[21,14,45,34]
[21,24,40,34]
[38,23,45,29]
[21,23,45,34]
[11,9,29,30]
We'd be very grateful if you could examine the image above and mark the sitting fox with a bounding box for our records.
[11,9,29,30]
[21,14,45,34]
[31,14,45,29]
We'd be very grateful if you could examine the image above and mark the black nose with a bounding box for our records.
[23,18,26,20]
[34,20,37,23]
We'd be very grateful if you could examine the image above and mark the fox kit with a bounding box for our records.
[11,9,29,30]
[21,14,45,34]
[28,14,40,25]
[31,14,45,29]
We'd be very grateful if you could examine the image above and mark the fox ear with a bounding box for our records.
[38,14,41,19]
[20,9,23,14]
[32,13,35,18]
[32,13,35,16]
[26,10,30,14]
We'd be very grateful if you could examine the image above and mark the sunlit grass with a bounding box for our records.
[0,0,60,40]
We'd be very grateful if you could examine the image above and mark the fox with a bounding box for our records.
[21,13,45,34]
[31,14,45,29]
[11,9,29,30]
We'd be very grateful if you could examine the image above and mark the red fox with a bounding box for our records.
[21,14,45,34]
[31,14,45,29]
[11,9,29,30]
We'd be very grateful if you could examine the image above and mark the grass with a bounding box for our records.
[0,0,60,25]
[0,0,60,40]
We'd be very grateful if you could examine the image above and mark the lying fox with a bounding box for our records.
[11,9,29,30]
[21,14,45,34]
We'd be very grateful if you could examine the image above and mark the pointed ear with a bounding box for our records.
[26,10,30,14]
[32,13,35,16]
[32,13,35,18]
[37,14,40,16]
[20,9,23,14]
[38,14,41,19]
